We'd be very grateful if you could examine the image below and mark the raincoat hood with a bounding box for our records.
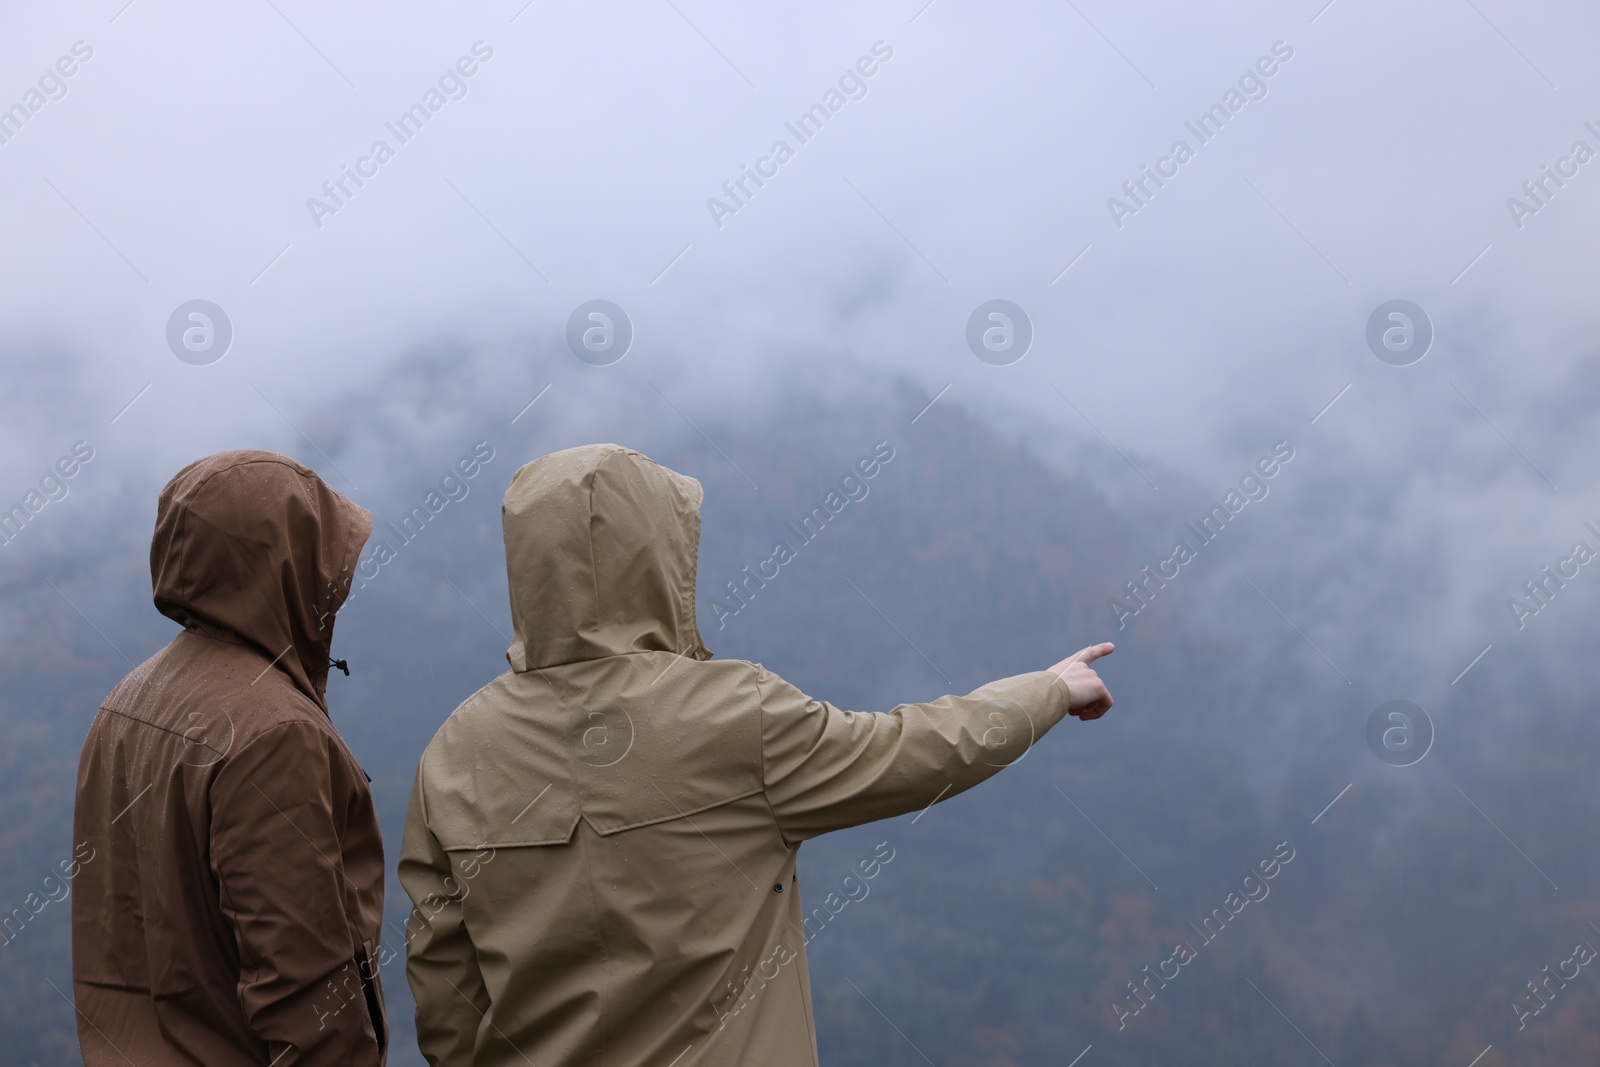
[502,443,711,671]
[150,449,372,704]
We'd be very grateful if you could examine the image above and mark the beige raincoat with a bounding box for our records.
[401,444,1072,1066]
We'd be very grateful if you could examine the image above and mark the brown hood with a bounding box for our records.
[502,443,711,671]
[150,450,372,704]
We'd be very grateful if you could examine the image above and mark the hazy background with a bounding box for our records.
[4,1,1600,1064]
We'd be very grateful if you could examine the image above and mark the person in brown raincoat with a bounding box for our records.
[72,450,388,1066]
[401,443,1114,1067]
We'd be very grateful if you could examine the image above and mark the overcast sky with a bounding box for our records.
[3,0,1599,690]
[11,9,1600,1063]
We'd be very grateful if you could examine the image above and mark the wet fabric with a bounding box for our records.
[72,450,387,1066]
[401,444,1073,1067]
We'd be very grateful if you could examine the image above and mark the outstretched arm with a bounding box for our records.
[760,644,1114,843]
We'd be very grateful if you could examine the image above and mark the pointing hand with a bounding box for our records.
[1047,642,1115,720]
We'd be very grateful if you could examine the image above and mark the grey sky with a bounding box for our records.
[3,0,1598,694]
[11,8,1600,1063]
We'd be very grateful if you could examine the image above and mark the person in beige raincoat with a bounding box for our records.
[401,443,1113,1067]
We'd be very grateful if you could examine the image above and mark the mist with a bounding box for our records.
[5,1,1600,1064]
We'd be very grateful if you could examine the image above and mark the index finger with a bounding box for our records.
[1065,642,1116,666]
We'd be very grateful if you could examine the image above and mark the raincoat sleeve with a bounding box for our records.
[208,722,385,1067]
[399,768,491,1067]
[758,668,1073,843]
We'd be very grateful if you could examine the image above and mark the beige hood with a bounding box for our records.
[502,443,711,671]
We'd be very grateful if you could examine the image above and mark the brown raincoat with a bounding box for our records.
[401,444,1073,1067]
[72,450,388,1066]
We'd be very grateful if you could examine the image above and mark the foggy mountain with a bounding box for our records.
[7,1,1600,1062]
[4,344,1600,1066]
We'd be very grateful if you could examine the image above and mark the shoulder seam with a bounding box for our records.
[95,705,232,759]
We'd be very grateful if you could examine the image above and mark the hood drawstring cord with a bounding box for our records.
[329,657,350,676]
